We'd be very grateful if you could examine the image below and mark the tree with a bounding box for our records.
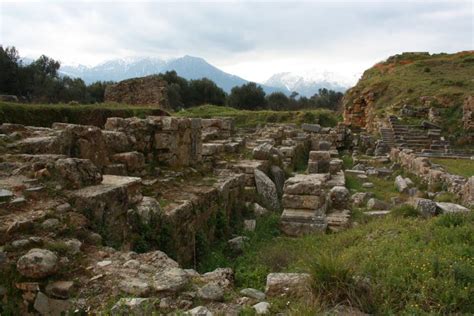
[188,78,226,107]
[227,82,266,110]
[266,92,289,110]
[0,46,20,94]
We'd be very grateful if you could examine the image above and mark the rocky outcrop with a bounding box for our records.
[104,75,170,109]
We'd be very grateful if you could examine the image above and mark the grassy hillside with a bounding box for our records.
[0,102,168,127]
[343,51,474,141]
[175,104,340,128]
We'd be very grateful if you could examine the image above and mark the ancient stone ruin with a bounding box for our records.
[0,112,471,314]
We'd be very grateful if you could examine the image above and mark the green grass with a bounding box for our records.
[431,158,474,178]
[345,173,400,203]
[174,104,340,128]
[0,101,168,127]
[228,212,474,314]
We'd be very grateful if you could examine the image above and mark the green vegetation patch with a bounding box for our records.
[228,212,474,314]
[0,101,168,127]
[431,158,474,178]
[175,104,340,128]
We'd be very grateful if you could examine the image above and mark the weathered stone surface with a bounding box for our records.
[45,281,74,299]
[367,198,390,210]
[0,188,14,202]
[104,75,170,108]
[112,151,145,173]
[302,123,321,133]
[17,249,58,279]
[119,278,150,296]
[351,192,371,207]
[34,292,71,316]
[283,174,322,195]
[111,298,159,315]
[282,194,322,210]
[52,158,102,189]
[270,165,285,197]
[413,198,437,217]
[265,273,312,299]
[253,301,270,314]
[240,288,266,301]
[228,236,249,252]
[252,143,282,161]
[436,202,470,214]
[328,186,350,210]
[153,268,189,292]
[197,283,224,301]
[327,210,351,232]
[186,306,213,316]
[133,196,162,225]
[254,169,280,211]
[244,219,256,232]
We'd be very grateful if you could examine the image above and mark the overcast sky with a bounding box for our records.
[1,0,473,84]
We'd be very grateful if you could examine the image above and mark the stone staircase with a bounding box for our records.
[379,116,451,153]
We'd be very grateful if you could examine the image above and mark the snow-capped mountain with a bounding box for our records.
[60,56,282,94]
[264,72,348,97]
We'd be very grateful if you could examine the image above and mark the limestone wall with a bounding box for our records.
[390,148,473,206]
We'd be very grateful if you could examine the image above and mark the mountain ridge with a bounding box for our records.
[60,55,348,96]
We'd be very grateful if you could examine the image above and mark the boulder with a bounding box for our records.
[240,288,266,301]
[153,268,189,292]
[228,236,249,252]
[328,186,350,210]
[45,281,74,299]
[119,278,150,296]
[197,283,224,301]
[351,192,371,207]
[265,273,312,299]
[413,198,437,217]
[17,249,58,279]
[34,292,71,316]
[133,196,162,225]
[186,306,213,316]
[394,175,411,193]
[367,198,390,210]
[436,202,470,214]
[254,169,280,211]
[270,165,285,197]
[253,301,270,314]
[252,143,282,161]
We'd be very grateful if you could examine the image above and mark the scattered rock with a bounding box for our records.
[41,218,60,230]
[34,291,71,316]
[394,175,413,193]
[111,298,158,315]
[436,202,470,214]
[265,273,312,299]
[362,182,374,188]
[254,169,281,211]
[0,188,14,202]
[351,192,371,207]
[244,219,256,232]
[17,248,58,279]
[153,268,189,292]
[413,198,437,217]
[253,203,269,216]
[197,283,224,301]
[367,198,389,210]
[253,301,270,314]
[45,281,74,299]
[240,288,266,301]
[119,278,150,296]
[328,186,350,210]
[228,236,249,252]
[186,306,213,316]
[55,203,71,213]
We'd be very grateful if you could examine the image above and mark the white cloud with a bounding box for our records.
[0,0,472,84]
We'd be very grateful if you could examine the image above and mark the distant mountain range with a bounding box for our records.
[59,55,348,96]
